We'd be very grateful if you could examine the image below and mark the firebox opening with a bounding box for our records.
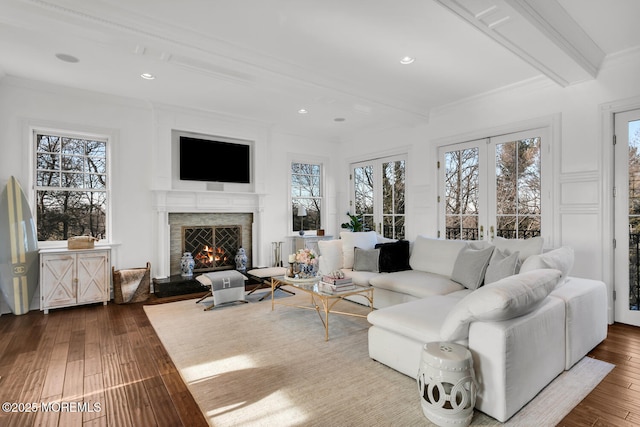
[182,225,242,273]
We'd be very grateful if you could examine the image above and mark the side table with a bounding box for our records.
[417,342,477,427]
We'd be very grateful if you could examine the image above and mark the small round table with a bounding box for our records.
[417,342,477,427]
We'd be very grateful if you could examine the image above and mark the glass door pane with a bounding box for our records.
[382,159,406,239]
[494,137,541,239]
[444,147,480,240]
[353,164,374,232]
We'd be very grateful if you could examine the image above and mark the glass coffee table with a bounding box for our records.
[271,275,374,341]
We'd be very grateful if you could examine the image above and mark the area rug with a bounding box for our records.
[144,293,614,427]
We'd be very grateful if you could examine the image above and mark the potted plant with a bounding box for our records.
[341,212,366,232]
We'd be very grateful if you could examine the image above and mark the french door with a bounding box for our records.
[438,128,548,242]
[350,155,406,239]
[614,109,640,326]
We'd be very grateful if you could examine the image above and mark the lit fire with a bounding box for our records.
[194,245,228,268]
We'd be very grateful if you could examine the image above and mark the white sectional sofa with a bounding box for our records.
[317,231,608,422]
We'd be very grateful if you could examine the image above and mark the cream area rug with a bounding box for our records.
[144,293,614,427]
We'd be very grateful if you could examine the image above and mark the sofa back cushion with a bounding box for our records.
[409,236,467,277]
[520,246,574,284]
[440,268,562,341]
[318,239,344,273]
[493,236,544,265]
[340,231,378,269]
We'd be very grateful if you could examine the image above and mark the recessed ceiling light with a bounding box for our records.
[400,56,415,65]
[334,118,346,122]
[298,109,308,114]
[140,73,156,80]
[55,53,79,63]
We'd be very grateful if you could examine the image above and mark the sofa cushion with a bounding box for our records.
[353,247,380,272]
[484,249,520,285]
[367,293,468,344]
[318,239,343,272]
[340,231,378,269]
[375,240,411,273]
[369,270,465,298]
[409,236,467,276]
[520,246,574,284]
[341,269,380,287]
[492,236,544,265]
[451,246,495,290]
[440,268,562,341]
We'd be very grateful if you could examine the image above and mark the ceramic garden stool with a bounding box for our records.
[417,342,477,427]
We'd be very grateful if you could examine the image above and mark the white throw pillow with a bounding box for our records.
[409,236,467,277]
[520,246,574,284]
[318,239,344,272]
[440,268,562,341]
[493,236,544,265]
[484,249,520,285]
[339,231,378,269]
[450,246,495,290]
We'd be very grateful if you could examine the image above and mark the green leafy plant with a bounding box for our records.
[341,212,366,232]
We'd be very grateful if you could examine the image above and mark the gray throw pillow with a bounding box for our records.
[484,249,520,285]
[353,247,380,272]
[450,246,495,290]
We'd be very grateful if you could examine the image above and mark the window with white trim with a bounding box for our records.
[35,131,108,241]
[291,162,322,234]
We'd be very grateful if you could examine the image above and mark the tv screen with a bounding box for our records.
[179,136,251,184]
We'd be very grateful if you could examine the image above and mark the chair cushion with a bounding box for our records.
[440,269,562,341]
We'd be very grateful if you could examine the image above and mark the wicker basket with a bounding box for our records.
[113,262,151,304]
[68,236,98,250]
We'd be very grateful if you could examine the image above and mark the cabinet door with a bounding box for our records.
[41,254,76,307]
[77,251,109,304]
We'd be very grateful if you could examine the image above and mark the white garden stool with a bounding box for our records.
[417,342,477,427]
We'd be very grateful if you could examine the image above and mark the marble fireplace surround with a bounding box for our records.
[153,190,264,278]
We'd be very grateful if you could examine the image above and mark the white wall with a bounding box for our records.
[0,76,336,312]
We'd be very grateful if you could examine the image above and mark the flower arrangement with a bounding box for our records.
[287,248,318,279]
[295,248,317,266]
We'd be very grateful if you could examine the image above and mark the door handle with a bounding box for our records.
[490,226,495,241]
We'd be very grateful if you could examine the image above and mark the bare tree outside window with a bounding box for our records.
[291,162,322,232]
[35,133,107,241]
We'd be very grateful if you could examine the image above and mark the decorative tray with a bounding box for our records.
[283,275,319,283]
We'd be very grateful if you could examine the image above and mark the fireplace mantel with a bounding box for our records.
[153,189,266,213]
[153,189,266,277]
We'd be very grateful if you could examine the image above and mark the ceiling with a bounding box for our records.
[1,0,639,141]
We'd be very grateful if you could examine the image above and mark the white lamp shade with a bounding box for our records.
[297,206,307,217]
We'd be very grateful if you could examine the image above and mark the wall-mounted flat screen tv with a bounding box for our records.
[179,136,251,183]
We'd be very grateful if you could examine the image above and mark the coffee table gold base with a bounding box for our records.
[271,276,374,341]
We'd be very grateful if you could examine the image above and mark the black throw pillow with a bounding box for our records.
[375,240,411,273]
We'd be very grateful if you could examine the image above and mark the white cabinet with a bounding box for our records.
[40,248,111,314]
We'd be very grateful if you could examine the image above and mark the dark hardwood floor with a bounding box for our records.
[0,295,638,426]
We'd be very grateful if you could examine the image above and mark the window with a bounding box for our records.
[351,155,406,239]
[439,128,548,242]
[291,162,322,233]
[35,131,108,241]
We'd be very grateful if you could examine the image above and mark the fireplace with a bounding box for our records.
[183,225,241,272]
[168,212,253,276]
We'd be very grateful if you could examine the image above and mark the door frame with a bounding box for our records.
[602,95,640,324]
